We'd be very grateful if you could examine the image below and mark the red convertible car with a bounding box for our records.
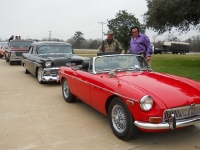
[58,53,200,140]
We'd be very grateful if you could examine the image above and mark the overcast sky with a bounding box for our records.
[1,0,199,42]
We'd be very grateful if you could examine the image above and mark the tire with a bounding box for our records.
[6,56,9,62]
[62,78,76,103]
[37,67,45,84]
[108,97,140,141]
[0,54,3,58]
[23,63,29,74]
[9,61,14,65]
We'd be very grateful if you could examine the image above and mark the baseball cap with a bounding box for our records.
[107,30,113,35]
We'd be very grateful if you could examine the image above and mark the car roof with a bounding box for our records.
[10,40,33,43]
[31,41,71,46]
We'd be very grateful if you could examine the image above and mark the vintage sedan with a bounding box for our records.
[5,40,33,65]
[21,41,89,84]
[58,53,200,140]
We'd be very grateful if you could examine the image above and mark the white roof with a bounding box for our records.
[164,42,190,46]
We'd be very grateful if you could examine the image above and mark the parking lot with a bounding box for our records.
[0,58,200,150]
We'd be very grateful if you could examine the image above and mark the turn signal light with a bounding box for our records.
[149,117,162,123]
[126,100,134,106]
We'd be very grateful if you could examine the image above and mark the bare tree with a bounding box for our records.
[165,32,180,41]
[152,35,157,43]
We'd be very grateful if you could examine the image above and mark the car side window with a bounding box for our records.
[32,46,36,54]
[28,47,33,54]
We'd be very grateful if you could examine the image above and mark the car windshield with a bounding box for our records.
[10,41,33,47]
[0,42,7,46]
[94,54,150,72]
[37,45,73,54]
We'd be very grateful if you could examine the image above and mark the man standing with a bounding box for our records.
[129,26,152,62]
[98,30,122,54]
[8,35,14,42]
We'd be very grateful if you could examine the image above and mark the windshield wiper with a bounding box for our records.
[103,69,112,71]
[140,68,153,71]
[95,69,112,72]
[125,67,141,71]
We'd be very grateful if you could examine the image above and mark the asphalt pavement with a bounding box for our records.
[0,58,200,150]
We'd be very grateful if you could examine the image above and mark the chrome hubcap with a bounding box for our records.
[112,104,127,133]
[63,80,69,98]
[37,68,42,81]
[23,64,26,72]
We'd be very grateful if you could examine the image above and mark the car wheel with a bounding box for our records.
[62,78,76,103]
[6,56,9,62]
[37,67,44,84]
[108,97,140,140]
[23,63,29,74]
[9,61,14,65]
[0,54,3,58]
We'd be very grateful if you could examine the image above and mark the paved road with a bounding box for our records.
[0,58,200,150]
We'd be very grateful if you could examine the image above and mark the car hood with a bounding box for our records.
[39,54,89,67]
[116,71,200,108]
[10,47,29,51]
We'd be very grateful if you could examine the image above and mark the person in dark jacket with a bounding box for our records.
[8,35,14,42]
[98,30,122,54]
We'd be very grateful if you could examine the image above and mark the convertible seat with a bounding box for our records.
[82,60,90,71]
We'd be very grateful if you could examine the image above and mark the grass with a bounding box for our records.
[151,54,200,81]
[74,49,200,82]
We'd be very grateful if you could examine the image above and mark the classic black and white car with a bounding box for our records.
[21,41,89,84]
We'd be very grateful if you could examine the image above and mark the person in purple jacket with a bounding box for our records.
[129,26,152,63]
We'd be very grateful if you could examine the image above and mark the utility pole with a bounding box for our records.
[49,31,52,40]
[98,22,106,41]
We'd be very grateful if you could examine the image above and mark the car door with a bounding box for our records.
[24,47,33,74]
[27,46,37,75]
[72,70,92,105]
[90,75,114,115]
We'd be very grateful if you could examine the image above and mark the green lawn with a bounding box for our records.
[74,49,200,82]
[151,54,200,81]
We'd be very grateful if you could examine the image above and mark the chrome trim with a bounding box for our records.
[134,115,200,130]
[169,114,176,129]
[10,56,22,61]
[40,67,59,82]
[164,104,200,121]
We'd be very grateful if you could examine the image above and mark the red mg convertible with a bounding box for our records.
[58,53,200,140]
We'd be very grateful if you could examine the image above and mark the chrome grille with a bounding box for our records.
[15,52,23,56]
[164,104,200,122]
[51,70,58,74]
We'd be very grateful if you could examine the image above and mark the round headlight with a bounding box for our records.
[45,61,52,68]
[140,95,153,111]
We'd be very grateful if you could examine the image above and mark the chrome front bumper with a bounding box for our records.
[41,68,59,82]
[10,56,22,62]
[134,115,200,130]
[41,76,58,82]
